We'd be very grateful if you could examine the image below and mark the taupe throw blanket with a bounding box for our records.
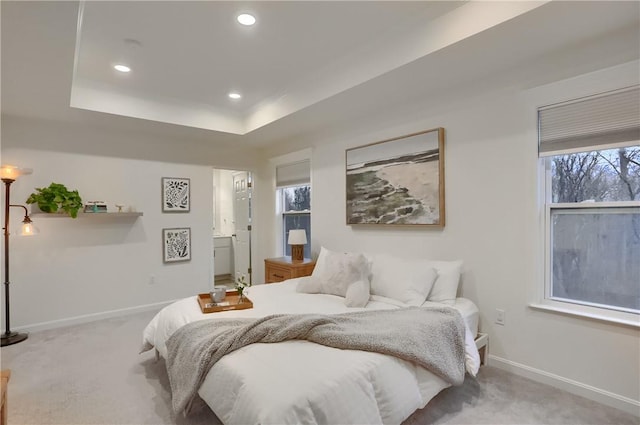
[166,307,466,415]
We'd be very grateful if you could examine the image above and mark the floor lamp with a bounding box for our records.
[1,165,36,347]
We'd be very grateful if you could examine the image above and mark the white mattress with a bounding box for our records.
[142,278,480,425]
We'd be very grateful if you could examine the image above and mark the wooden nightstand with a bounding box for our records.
[1,370,10,425]
[265,256,316,283]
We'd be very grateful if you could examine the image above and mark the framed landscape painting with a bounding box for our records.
[162,177,190,212]
[163,227,191,263]
[345,128,445,227]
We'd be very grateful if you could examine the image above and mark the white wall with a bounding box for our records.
[267,61,640,412]
[4,149,215,326]
[1,116,267,329]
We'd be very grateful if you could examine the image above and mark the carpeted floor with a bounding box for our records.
[1,309,637,425]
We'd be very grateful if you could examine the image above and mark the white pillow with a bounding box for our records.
[344,279,370,308]
[296,276,321,293]
[425,260,463,305]
[370,255,438,306]
[298,247,370,307]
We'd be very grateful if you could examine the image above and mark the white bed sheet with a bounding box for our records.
[142,278,480,425]
[426,297,479,337]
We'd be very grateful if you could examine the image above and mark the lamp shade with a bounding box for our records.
[288,229,307,245]
[21,220,38,236]
[0,165,33,180]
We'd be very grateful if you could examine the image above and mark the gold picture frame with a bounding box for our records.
[345,128,445,227]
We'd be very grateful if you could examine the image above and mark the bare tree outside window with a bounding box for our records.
[552,147,640,202]
[283,186,311,211]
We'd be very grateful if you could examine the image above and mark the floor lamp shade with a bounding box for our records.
[0,165,33,180]
[1,164,34,347]
[288,229,307,261]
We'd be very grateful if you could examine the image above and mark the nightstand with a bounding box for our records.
[1,369,10,425]
[264,256,316,283]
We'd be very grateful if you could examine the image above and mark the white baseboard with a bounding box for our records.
[488,355,640,417]
[14,300,177,333]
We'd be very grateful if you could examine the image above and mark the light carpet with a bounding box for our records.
[0,309,637,425]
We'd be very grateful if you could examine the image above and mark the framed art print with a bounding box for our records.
[345,127,445,227]
[162,177,190,212]
[163,227,191,263]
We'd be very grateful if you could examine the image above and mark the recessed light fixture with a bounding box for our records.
[237,13,256,26]
[228,92,242,100]
[114,64,131,73]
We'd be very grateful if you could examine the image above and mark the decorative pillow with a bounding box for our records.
[425,260,463,305]
[370,255,438,306]
[297,247,370,307]
[296,276,321,293]
[344,279,370,308]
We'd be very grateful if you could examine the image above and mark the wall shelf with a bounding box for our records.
[31,212,143,218]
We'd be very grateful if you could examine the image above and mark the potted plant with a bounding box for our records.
[26,182,83,218]
[235,274,252,303]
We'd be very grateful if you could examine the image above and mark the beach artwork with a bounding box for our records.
[346,128,445,226]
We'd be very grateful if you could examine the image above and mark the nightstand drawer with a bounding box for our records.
[267,265,292,283]
[264,257,316,284]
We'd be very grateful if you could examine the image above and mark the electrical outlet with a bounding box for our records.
[495,309,505,326]
[149,275,156,285]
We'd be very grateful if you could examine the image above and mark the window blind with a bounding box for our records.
[538,86,640,157]
[276,160,310,187]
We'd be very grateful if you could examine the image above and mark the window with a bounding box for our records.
[276,160,311,258]
[538,86,640,323]
[281,185,311,257]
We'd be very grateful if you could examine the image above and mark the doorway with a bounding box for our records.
[212,169,253,285]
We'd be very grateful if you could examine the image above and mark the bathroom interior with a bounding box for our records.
[212,168,252,286]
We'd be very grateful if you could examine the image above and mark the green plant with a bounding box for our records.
[235,274,252,301]
[26,182,83,218]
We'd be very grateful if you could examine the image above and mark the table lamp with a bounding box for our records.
[288,229,307,262]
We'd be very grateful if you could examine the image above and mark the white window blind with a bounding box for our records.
[538,86,640,157]
[276,160,310,187]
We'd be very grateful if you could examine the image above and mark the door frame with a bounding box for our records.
[212,168,255,285]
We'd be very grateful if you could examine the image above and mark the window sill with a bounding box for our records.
[529,303,640,328]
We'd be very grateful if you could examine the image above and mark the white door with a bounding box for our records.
[232,171,252,283]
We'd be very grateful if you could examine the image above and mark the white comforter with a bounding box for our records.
[142,278,480,425]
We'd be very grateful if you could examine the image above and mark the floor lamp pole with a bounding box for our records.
[1,178,28,347]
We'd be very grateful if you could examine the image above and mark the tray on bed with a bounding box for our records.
[197,291,253,314]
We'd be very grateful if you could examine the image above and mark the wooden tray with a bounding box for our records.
[197,290,253,314]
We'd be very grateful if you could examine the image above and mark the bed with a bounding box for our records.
[142,264,481,425]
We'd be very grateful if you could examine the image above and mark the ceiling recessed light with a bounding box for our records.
[237,13,256,26]
[228,92,242,100]
[114,64,131,73]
